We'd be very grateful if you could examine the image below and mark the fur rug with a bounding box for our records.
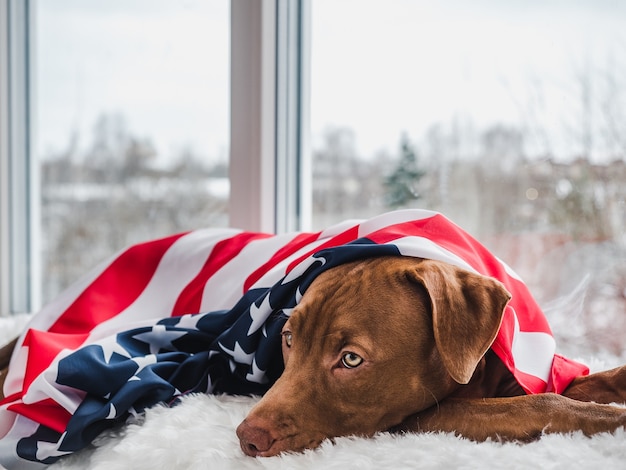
[2,315,626,470]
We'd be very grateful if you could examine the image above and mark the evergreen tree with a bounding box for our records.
[384,135,425,208]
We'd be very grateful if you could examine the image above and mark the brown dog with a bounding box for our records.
[1,255,625,457]
[236,256,626,456]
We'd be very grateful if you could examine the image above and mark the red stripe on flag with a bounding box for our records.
[285,226,360,273]
[8,398,72,434]
[49,232,189,335]
[22,329,89,393]
[490,306,516,366]
[0,392,22,406]
[549,354,589,394]
[243,232,321,292]
[172,232,273,316]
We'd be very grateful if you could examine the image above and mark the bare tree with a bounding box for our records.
[41,113,228,302]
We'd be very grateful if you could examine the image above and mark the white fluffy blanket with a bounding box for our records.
[2,315,625,470]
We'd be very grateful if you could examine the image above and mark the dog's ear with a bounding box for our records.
[409,260,511,384]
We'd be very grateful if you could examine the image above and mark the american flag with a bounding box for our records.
[0,210,588,468]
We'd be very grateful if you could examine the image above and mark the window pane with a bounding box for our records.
[311,0,626,358]
[36,0,230,303]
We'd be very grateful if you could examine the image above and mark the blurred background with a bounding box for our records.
[28,0,626,360]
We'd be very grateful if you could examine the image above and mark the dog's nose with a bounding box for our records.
[236,419,275,457]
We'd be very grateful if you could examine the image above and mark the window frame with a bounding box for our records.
[0,0,40,315]
[229,0,310,234]
[0,0,310,314]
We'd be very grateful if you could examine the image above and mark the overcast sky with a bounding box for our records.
[36,0,230,166]
[36,0,626,165]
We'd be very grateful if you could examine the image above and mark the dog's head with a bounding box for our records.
[236,256,510,456]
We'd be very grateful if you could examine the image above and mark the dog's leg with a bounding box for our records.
[0,337,18,400]
[396,394,626,442]
[562,365,626,405]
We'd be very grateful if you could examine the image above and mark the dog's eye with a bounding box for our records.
[341,352,363,369]
[283,332,293,348]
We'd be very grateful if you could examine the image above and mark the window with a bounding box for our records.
[2,0,300,313]
[3,1,624,361]
[310,0,626,357]
[36,0,230,304]
[1,0,33,314]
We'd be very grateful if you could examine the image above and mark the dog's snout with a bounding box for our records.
[236,419,276,457]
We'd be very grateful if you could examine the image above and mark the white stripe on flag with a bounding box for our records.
[199,233,304,311]
[0,415,40,461]
[246,236,328,290]
[3,342,31,397]
[391,236,478,273]
[510,310,555,382]
[357,209,438,238]
[495,256,524,282]
[319,219,361,238]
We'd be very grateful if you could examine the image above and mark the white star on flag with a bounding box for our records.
[173,313,203,330]
[106,403,117,419]
[132,325,188,354]
[246,358,268,384]
[218,341,255,365]
[295,286,304,304]
[130,354,158,378]
[36,433,72,461]
[205,374,214,393]
[101,339,132,364]
[247,292,273,336]
[281,285,303,318]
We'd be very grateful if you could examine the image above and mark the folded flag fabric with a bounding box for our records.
[0,210,588,468]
